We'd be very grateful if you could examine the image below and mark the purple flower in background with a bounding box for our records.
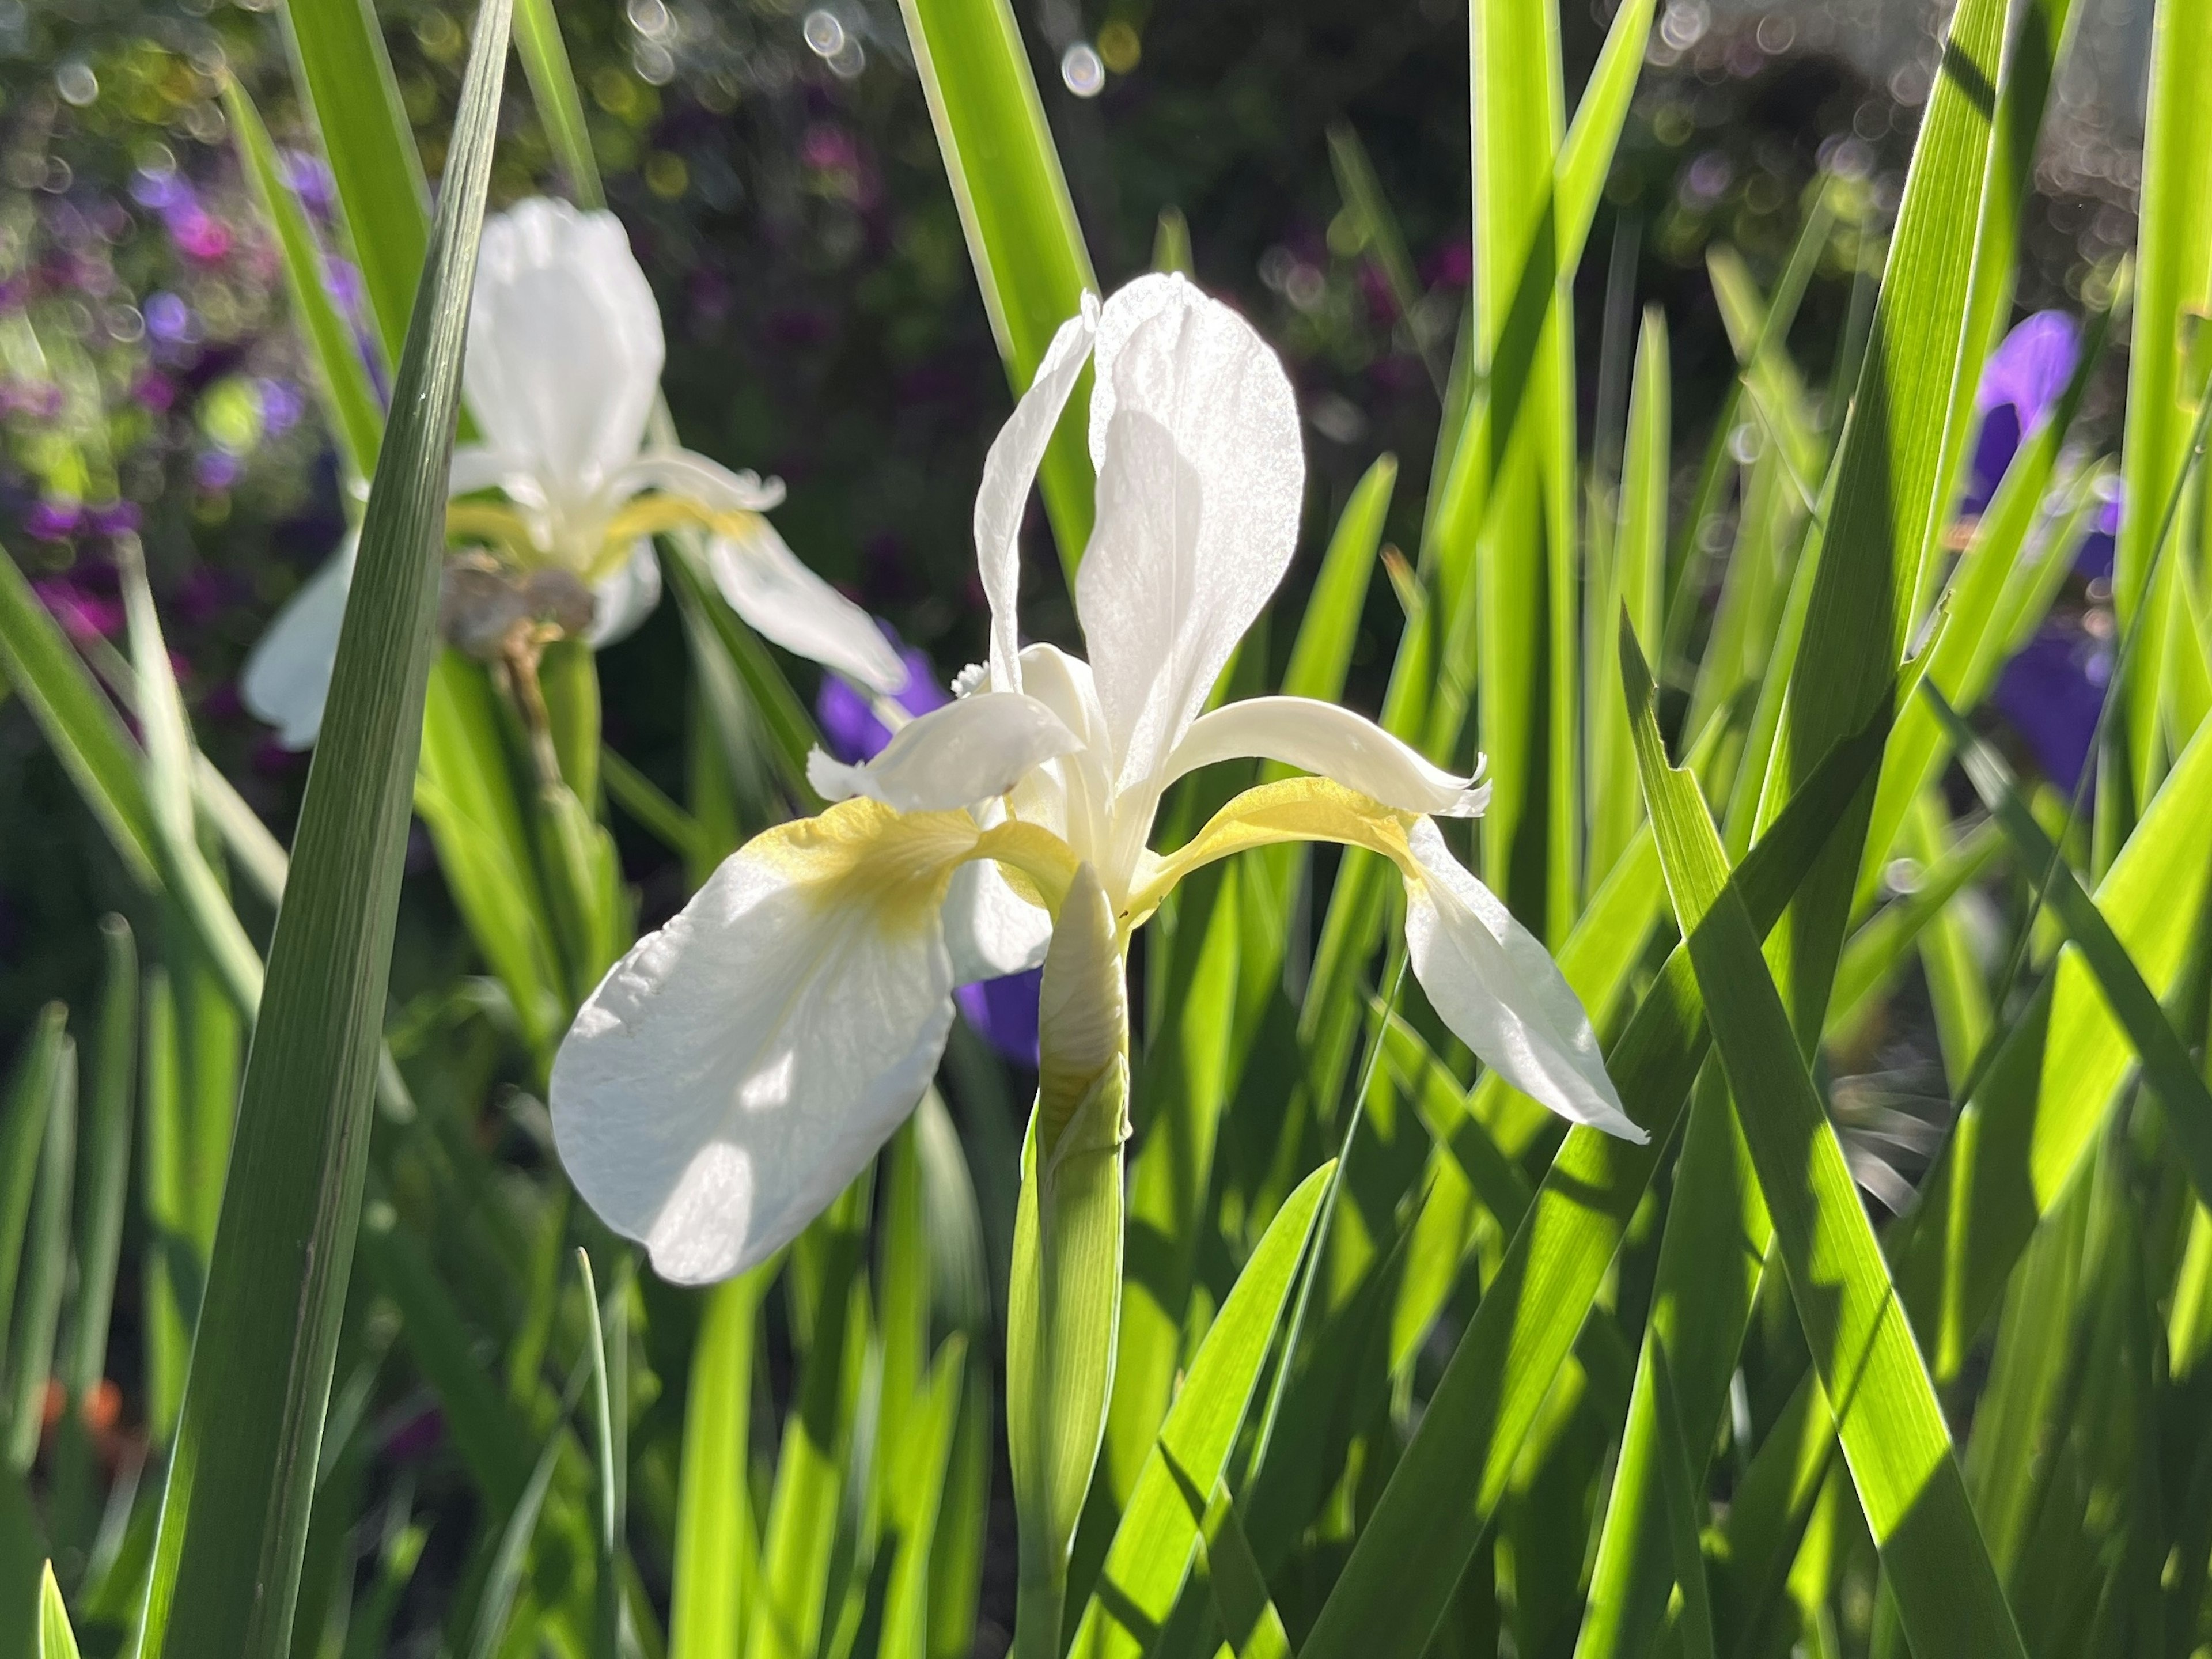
[279,149,336,217]
[817,639,943,759]
[86,501,140,537]
[815,630,1041,1065]
[955,972,1041,1067]
[259,378,306,437]
[194,451,241,491]
[1965,310,2078,516]
[2073,490,2120,582]
[25,499,81,540]
[1991,622,2111,793]
[145,292,191,343]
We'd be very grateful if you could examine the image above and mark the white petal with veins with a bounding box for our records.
[586,542,662,647]
[1399,819,1643,1142]
[551,802,977,1282]
[1077,276,1304,794]
[1166,696,1488,816]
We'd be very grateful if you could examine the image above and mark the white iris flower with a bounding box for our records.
[550,273,1640,1287]
[241,196,904,748]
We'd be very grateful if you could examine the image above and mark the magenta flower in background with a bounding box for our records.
[815,630,1042,1067]
[32,576,121,642]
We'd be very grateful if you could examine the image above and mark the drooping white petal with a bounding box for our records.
[1165,696,1489,817]
[806,691,1080,812]
[465,198,664,494]
[974,300,1098,694]
[551,801,979,1283]
[1076,276,1304,794]
[1399,819,1643,1142]
[241,534,357,750]
[609,448,786,513]
[586,541,662,647]
[707,516,908,694]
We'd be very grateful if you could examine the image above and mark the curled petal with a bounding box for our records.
[241,534,357,749]
[467,199,664,491]
[975,300,1098,694]
[808,691,1081,813]
[611,447,787,513]
[586,541,662,647]
[709,516,908,694]
[1132,777,1639,1142]
[1398,819,1642,1142]
[1077,275,1304,792]
[551,800,980,1283]
[1165,696,1488,816]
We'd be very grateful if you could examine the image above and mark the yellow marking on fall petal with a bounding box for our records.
[1127,775,1427,921]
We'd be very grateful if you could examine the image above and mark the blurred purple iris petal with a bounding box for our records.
[32,577,120,641]
[814,638,945,763]
[1991,622,2111,793]
[2074,490,2121,580]
[956,969,1042,1067]
[1964,310,2080,515]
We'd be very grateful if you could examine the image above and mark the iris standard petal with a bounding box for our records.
[447,444,520,498]
[1165,696,1489,816]
[1076,276,1304,793]
[550,800,980,1283]
[465,198,664,491]
[707,516,910,694]
[1399,819,1643,1141]
[241,533,357,749]
[585,541,662,647]
[806,691,1081,812]
[974,300,1097,693]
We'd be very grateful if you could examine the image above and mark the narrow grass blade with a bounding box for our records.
[895,0,1097,577]
[577,1250,622,1659]
[0,1007,65,1350]
[225,77,382,486]
[38,1563,80,1659]
[6,1037,75,1474]
[664,541,821,806]
[1327,127,1440,387]
[137,972,188,1448]
[63,918,135,1403]
[1183,1468,1290,1659]
[1754,0,2009,1038]
[880,1337,967,1659]
[0,552,158,888]
[671,1266,770,1659]
[1926,684,2212,1203]
[1069,1162,1330,1659]
[602,747,703,866]
[1589,307,1669,883]
[1571,1063,1759,1659]
[750,1181,869,1659]
[512,0,603,208]
[2115,0,2212,812]
[1828,814,2005,1046]
[1647,1339,1718,1659]
[1624,620,2028,1659]
[281,0,430,360]
[1297,688,1889,1659]
[467,1362,588,1659]
[118,548,263,1019]
[146,1,513,1648]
